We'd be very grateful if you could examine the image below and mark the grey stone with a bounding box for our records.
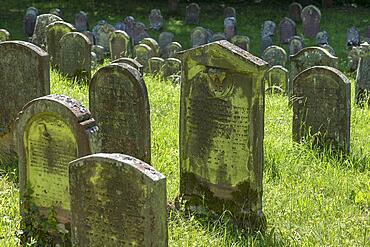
[346,26,360,48]
[164,57,181,81]
[301,5,321,38]
[261,36,273,55]
[355,42,370,105]
[190,27,209,48]
[224,7,236,19]
[279,17,296,44]
[114,21,126,31]
[289,36,304,56]
[92,45,105,63]
[24,7,38,37]
[231,35,250,51]
[31,14,63,49]
[75,11,88,32]
[211,32,226,42]
[0,29,10,42]
[91,51,97,68]
[320,44,335,56]
[289,2,302,22]
[123,16,135,38]
[164,41,182,59]
[111,57,144,74]
[149,57,165,75]
[158,32,174,56]
[132,22,149,45]
[262,45,288,67]
[149,9,164,31]
[140,37,159,57]
[347,46,360,72]
[224,17,236,40]
[261,20,276,38]
[93,20,116,53]
[134,44,153,71]
[109,30,130,60]
[265,65,289,92]
[315,31,328,45]
[185,3,201,25]
[50,8,63,18]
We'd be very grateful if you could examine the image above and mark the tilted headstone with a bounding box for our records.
[289,36,304,56]
[265,65,288,92]
[140,37,160,57]
[231,35,250,51]
[82,31,95,45]
[92,45,104,63]
[164,41,182,58]
[224,17,236,40]
[109,30,130,60]
[315,31,328,45]
[262,45,287,67]
[292,66,350,153]
[355,42,370,105]
[211,32,226,42]
[168,0,180,15]
[347,46,360,72]
[149,57,165,75]
[60,32,91,81]
[346,26,360,48]
[179,41,268,230]
[75,11,88,32]
[185,3,201,25]
[111,57,144,74]
[0,29,10,42]
[31,14,63,49]
[134,44,153,71]
[190,26,209,48]
[16,94,99,245]
[261,20,276,38]
[322,0,333,8]
[364,26,370,43]
[320,44,335,56]
[149,9,164,31]
[46,21,76,68]
[0,41,50,160]
[93,20,116,53]
[261,36,273,55]
[50,8,63,18]
[164,57,181,81]
[289,2,302,22]
[159,32,174,56]
[132,22,149,45]
[224,7,236,19]
[69,153,167,246]
[301,5,321,38]
[89,63,150,162]
[279,17,296,44]
[24,7,38,37]
[123,16,135,38]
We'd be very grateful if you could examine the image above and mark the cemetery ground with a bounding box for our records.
[1,1,370,246]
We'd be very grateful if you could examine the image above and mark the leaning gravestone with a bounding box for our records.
[109,30,130,60]
[262,45,288,67]
[0,29,10,42]
[132,22,149,45]
[140,38,160,57]
[289,2,302,22]
[149,9,164,31]
[292,66,350,154]
[60,32,91,81]
[69,153,167,246]
[224,7,236,19]
[75,11,88,32]
[32,14,62,49]
[185,3,201,25]
[94,21,116,53]
[265,65,289,92]
[289,36,304,56]
[111,57,144,74]
[179,41,268,230]
[46,21,76,68]
[279,17,296,44]
[190,27,209,48]
[24,7,38,38]
[134,44,153,71]
[346,26,360,48]
[301,5,321,38]
[89,63,150,162]
[355,42,370,105]
[231,35,250,51]
[315,31,328,45]
[224,17,236,40]
[149,57,165,75]
[0,41,50,161]
[15,94,99,245]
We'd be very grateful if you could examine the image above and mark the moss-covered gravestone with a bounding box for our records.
[140,37,160,57]
[265,65,288,93]
[262,45,287,67]
[69,153,167,246]
[109,30,130,60]
[90,63,150,163]
[179,41,268,230]
[292,66,350,154]
[231,35,250,51]
[15,94,100,245]
[31,14,63,49]
[134,43,153,71]
[0,29,10,42]
[0,41,50,161]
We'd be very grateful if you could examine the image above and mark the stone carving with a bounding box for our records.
[164,41,182,58]
[50,8,63,18]
[109,30,130,60]
[301,5,321,38]
[123,16,135,38]
[31,14,63,49]
[279,17,296,44]
[75,11,88,32]
[132,22,149,45]
[262,45,288,67]
[261,20,276,38]
[289,2,302,22]
[190,26,209,48]
[149,9,164,31]
[164,58,181,82]
[185,3,201,25]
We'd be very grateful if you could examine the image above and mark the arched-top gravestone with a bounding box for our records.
[32,14,63,49]
[134,44,153,70]
[224,7,236,19]
[109,30,130,60]
[190,26,209,48]
[179,40,269,230]
[15,94,100,244]
[261,20,276,38]
[111,57,144,74]
[149,9,164,31]
[315,31,328,45]
[132,22,149,45]
[0,41,50,160]
[231,35,250,51]
[93,20,116,53]
[212,32,226,42]
[265,65,289,93]
[69,153,167,246]
[301,5,321,38]
[279,17,296,44]
[355,42,370,105]
[346,26,360,48]
[185,3,200,25]
[159,32,174,56]
[60,32,91,81]
[164,57,181,81]
[224,17,236,40]
[140,37,160,57]
[75,11,88,32]
[0,29,10,42]
[24,7,38,37]
[46,21,76,68]
[262,45,288,67]
[289,2,302,22]
[89,63,151,163]
[292,66,350,154]
[149,57,165,75]
[289,36,304,56]
[164,41,182,58]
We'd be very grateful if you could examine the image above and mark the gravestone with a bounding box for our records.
[355,42,370,105]
[50,8,63,18]
[82,31,95,45]
[262,45,287,67]
[212,32,226,42]
[165,41,182,58]
[111,57,144,74]
[16,94,99,245]
[224,17,236,40]
[289,36,304,56]
[164,58,181,81]
[134,44,153,71]
[348,46,359,72]
[346,26,360,48]
[75,11,88,32]
[93,20,116,53]
[179,41,268,230]
[114,21,125,31]
[231,35,250,51]
[123,16,135,38]
[109,30,130,60]
[190,27,209,48]
[89,63,150,162]
[315,31,328,45]
[60,32,91,81]
[224,7,236,19]
[69,153,167,246]
[279,18,296,44]
[289,2,302,22]
[0,29,10,42]
[149,9,164,31]
[46,21,76,68]
[149,57,165,75]
[301,5,321,38]
[140,38,160,57]
[320,44,335,56]
[261,20,276,38]
[159,32,174,56]
[292,66,350,154]
[132,22,149,45]
[322,0,333,8]
[91,51,97,68]
[261,36,273,55]
[265,65,288,92]
[0,41,50,161]
[31,14,63,49]
[24,7,38,37]
[185,3,201,25]
[365,26,370,43]
[92,45,104,63]
[168,0,180,15]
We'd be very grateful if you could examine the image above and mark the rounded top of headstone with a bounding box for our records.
[0,40,48,56]
[26,6,38,15]
[46,21,76,32]
[111,57,144,74]
[110,30,130,40]
[290,46,337,60]
[267,65,288,73]
[261,20,276,37]
[60,31,92,46]
[315,31,328,45]
[224,6,236,19]
[301,5,321,19]
[294,66,350,86]
[280,17,296,26]
[50,8,63,17]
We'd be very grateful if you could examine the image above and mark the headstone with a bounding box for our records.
[224,17,236,40]
[224,7,236,19]
[114,21,126,31]
[179,41,268,230]
[320,44,335,56]
[364,26,370,43]
[69,153,167,246]
[289,36,304,56]
[211,32,226,42]
[355,42,370,105]
[0,41,50,160]
[262,45,287,67]
[149,9,164,31]
[164,57,181,81]
[168,0,180,15]
[315,31,328,45]
[75,11,88,32]
[46,21,76,68]
[261,36,273,55]
[279,17,296,44]
[111,57,144,74]
[322,0,333,8]
[91,51,97,68]
[164,41,182,58]
[347,46,359,72]
[140,38,159,57]
[149,57,165,75]
[185,3,201,25]
[24,7,38,37]
[31,14,63,49]
[132,22,149,45]
[289,2,302,22]
[231,35,250,51]
[89,63,150,162]
[159,32,174,56]
[265,65,289,92]
[82,31,95,45]
[346,26,360,48]
[301,5,321,38]
[261,20,276,38]
[60,32,91,81]
[0,29,10,42]
[109,30,130,60]
[92,45,105,63]
[190,27,209,48]
[16,94,99,245]
[134,44,153,71]
[93,20,116,53]
[292,66,350,153]
[50,8,63,18]
[123,16,135,38]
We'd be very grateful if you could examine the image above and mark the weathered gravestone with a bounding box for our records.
[159,32,174,57]
[114,21,125,31]
[69,153,167,246]
[46,21,76,68]
[224,17,236,40]
[111,57,144,75]
[261,36,273,55]
[0,41,50,161]
[265,65,288,93]
[93,20,116,53]
[75,11,88,32]
[355,42,370,105]
[315,31,328,45]
[32,14,63,49]
[292,66,350,154]
[261,20,276,38]
[179,41,268,230]
[185,3,201,25]
[365,26,370,43]
[224,7,236,19]
[231,35,250,51]
[262,45,288,67]
[0,29,10,42]
[60,32,91,81]
[320,44,336,56]
[134,44,153,71]
[322,0,333,8]
[123,16,135,38]
[149,57,165,75]
[279,17,296,44]
[190,27,209,48]
[50,8,63,18]
[289,36,304,56]
[89,63,150,163]
[301,5,321,38]
[15,94,99,244]
[289,2,302,22]
[168,0,180,15]
[92,45,104,63]
[348,46,360,72]
[24,7,38,38]
[109,30,130,60]
[212,32,226,42]
[132,22,149,45]
[164,58,181,82]
[164,41,182,58]
[140,37,160,57]
[149,9,164,31]
[346,26,360,48]
[91,51,97,68]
